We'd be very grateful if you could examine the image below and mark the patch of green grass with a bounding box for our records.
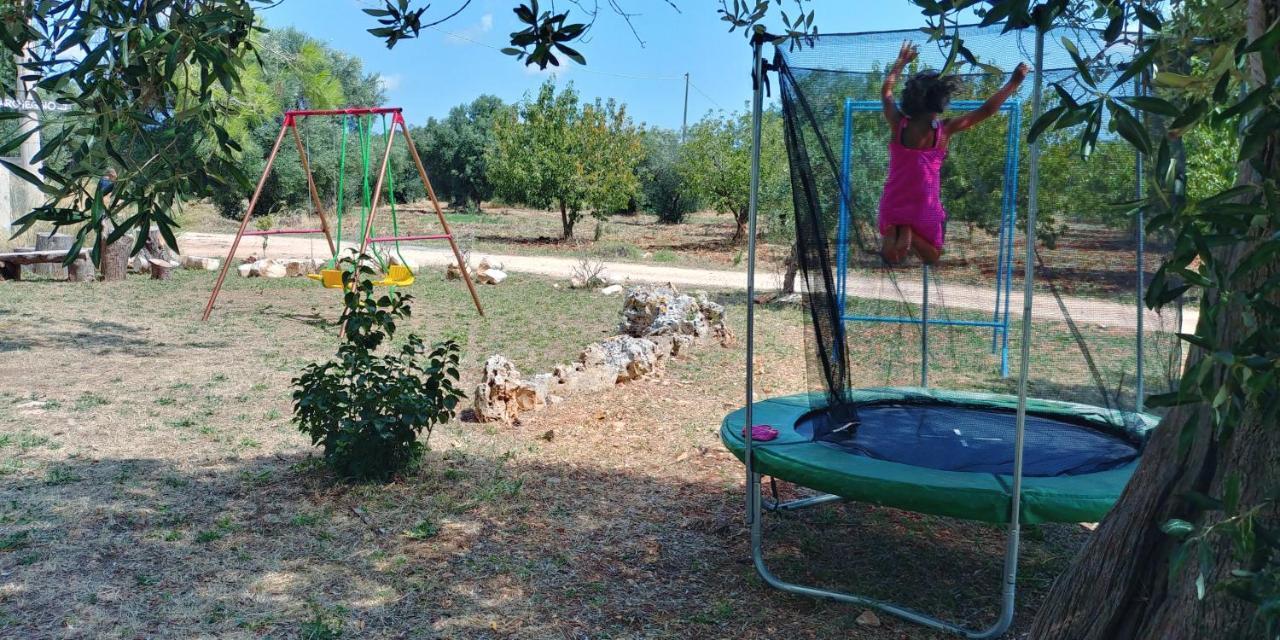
[44,466,82,486]
[290,511,323,527]
[194,529,223,544]
[73,392,110,411]
[0,432,52,452]
[134,574,159,587]
[155,396,176,406]
[161,530,184,542]
[167,417,197,430]
[0,530,30,551]
[651,249,678,263]
[238,469,272,486]
[402,518,440,540]
[299,604,346,640]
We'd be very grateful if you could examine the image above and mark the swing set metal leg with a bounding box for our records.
[202,119,291,321]
[399,117,485,317]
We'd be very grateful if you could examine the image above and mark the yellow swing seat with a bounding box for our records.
[306,269,346,289]
[373,264,415,287]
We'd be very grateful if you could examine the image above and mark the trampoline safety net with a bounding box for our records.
[776,24,1186,434]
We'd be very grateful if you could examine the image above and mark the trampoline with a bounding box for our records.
[721,388,1158,524]
[725,23,1185,640]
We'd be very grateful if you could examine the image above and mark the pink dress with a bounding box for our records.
[878,117,948,250]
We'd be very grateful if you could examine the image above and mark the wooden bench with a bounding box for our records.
[0,249,92,281]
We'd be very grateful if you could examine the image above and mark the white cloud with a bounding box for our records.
[378,74,402,92]
[480,13,493,32]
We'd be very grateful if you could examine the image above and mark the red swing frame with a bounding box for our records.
[201,107,484,319]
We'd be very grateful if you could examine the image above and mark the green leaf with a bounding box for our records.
[1026,105,1066,143]
[1161,519,1195,538]
[1154,72,1195,89]
[1108,100,1152,154]
[1118,96,1180,117]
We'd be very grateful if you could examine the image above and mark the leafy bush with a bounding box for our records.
[292,255,463,481]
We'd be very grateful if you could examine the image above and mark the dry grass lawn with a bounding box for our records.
[0,270,1095,639]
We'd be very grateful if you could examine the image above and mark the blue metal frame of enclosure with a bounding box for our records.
[834,99,1022,377]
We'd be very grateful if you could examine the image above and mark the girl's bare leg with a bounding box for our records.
[892,225,913,263]
[912,233,942,265]
[880,226,901,263]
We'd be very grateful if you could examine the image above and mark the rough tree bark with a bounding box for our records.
[98,220,131,282]
[730,206,749,245]
[559,199,575,240]
[1028,2,1279,637]
[782,243,799,294]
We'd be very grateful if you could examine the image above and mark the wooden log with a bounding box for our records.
[68,256,94,282]
[0,249,89,264]
[149,258,173,280]
[33,233,73,279]
[99,220,130,282]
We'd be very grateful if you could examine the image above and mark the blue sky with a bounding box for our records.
[260,1,939,129]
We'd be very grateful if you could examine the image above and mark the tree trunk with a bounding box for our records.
[148,258,173,280]
[731,207,748,244]
[560,199,575,240]
[68,256,94,282]
[782,243,799,295]
[99,221,131,282]
[33,232,72,279]
[1029,3,1278,637]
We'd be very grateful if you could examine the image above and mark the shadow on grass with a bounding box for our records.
[0,445,1086,639]
[0,318,226,355]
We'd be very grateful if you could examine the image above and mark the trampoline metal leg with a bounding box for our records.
[764,492,845,512]
[748,474,1019,639]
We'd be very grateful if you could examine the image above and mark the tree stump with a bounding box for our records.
[99,221,131,282]
[68,256,94,282]
[148,258,173,280]
[33,233,73,279]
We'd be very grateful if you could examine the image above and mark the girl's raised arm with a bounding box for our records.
[945,63,1030,134]
[881,41,917,126]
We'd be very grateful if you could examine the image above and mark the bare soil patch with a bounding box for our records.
[1,271,1089,638]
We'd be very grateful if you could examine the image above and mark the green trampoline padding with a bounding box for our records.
[721,387,1159,524]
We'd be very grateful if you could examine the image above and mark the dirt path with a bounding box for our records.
[181,231,1195,332]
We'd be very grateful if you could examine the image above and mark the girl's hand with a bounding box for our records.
[1011,62,1030,84]
[894,41,918,69]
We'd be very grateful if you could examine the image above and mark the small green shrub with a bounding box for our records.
[292,254,464,482]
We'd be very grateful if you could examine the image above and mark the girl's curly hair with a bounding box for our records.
[901,71,964,118]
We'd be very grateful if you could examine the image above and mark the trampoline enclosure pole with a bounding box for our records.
[837,98,854,317]
[745,38,765,527]
[993,28,1047,637]
[921,265,930,387]
[1134,71,1146,413]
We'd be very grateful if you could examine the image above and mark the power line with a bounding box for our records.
[428,26,727,112]
[687,79,725,111]
[432,27,683,81]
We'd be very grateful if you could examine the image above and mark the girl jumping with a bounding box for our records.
[879,42,1029,264]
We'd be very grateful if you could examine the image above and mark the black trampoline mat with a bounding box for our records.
[800,403,1141,477]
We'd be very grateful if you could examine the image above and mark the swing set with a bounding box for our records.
[201,106,483,320]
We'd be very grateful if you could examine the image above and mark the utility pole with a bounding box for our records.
[681,72,690,142]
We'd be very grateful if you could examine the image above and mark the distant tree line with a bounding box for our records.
[191,28,1241,250]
